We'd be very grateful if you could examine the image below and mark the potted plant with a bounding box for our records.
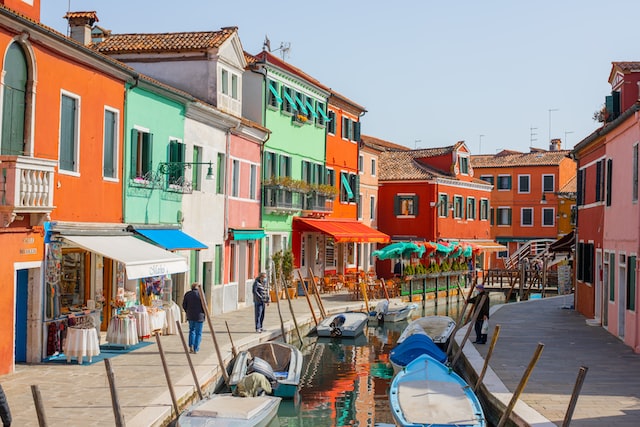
[271,249,296,299]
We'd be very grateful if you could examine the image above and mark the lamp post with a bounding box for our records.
[548,108,559,143]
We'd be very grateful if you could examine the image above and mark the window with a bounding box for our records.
[358,155,364,173]
[370,196,375,220]
[216,152,225,194]
[250,164,257,199]
[103,108,118,179]
[577,242,594,283]
[453,196,463,218]
[316,101,327,127]
[606,158,613,206]
[371,158,376,176]
[327,110,336,134]
[496,207,512,225]
[466,197,476,219]
[570,204,577,225]
[264,151,277,179]
[192,145,202,191]
[357,194,362,219]
[521,208,533,226]
[394,194,418,216]
[229,243,236,282]
[326,168,335,187]
[267,80,281,108]
[231,74,238,99]
[438,193,449,217]
[480,175,494,185]
[595,160,604,202]
[340,172,357,203]
[282,86,295,114]
[231,159,240,197]
[497,175,512,190]
[577,168,585,206]
[627,255,636,311]
[2,42,28,156]
[221,69,228,95]
[325,238,335,268]
[60,93,79,172]
[130,128,152,180]
[214,244,223,285]
[542,174,555,192]
[542,208,554,226]
[168,139,185,186]
[279,155,292,177]
[459,155,469,174]
[633,144,639,202]
[518,175,530,193]
[480,199,489,220]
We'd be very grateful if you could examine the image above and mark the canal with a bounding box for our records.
[276,295,468,426]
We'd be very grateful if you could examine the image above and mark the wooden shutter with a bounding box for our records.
[130,129,139,179]
[353,121,361,142]
[606,159,613,206]
[1,43,27,156]
[627,256,636,311]
[394,195,402,215]
[60,95,76,171]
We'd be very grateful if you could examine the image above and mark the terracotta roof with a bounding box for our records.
[611,62,640,72]
[252,51,330,92]
[379,150,448,181]
[63,11,98,21]
[558,175,577,194]
[471,150,572,168]
[360,134,410,152]
[244,51,257,66]
[92,27,237,54]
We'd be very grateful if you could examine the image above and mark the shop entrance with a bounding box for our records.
[15,269,28,363]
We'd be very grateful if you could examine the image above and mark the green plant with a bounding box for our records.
[264,176,309,192]
[309,183,338,197]
[271,249,295,288]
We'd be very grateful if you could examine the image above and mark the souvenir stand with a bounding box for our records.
[43,241,103,361]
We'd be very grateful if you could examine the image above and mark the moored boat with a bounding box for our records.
[369,300,418,324]
[397,315,456,349]
[230,342,303,399]
[316,312,368,338]
[390,333,448,373]
[389,354,485,427]
[177,393,281,427]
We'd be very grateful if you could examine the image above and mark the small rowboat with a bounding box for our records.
[316,312,368,338]
[390,333,448,373]
[177,393,281,427]
[397,315,456,349]
[369,301,418,324]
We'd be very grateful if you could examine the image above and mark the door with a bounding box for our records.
[595,250,602,322]
[15,269,28,363]
[603,254,609,327]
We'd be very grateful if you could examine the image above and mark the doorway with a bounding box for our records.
[15,269,28,363]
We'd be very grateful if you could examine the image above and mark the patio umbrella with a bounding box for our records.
[372,242,424,260]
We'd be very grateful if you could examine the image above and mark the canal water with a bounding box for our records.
[276,295,468,426]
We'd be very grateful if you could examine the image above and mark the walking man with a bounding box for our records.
[182,283,205,353]
[253,272,269,333]
[467,283,490,344]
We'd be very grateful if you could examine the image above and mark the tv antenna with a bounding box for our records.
[270,41,291,60]
[530,126,537,148]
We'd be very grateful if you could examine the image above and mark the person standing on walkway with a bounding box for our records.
[468,283,490,344]
[182,283,205,353]
[0,383,11,427]
[253,272,269,333]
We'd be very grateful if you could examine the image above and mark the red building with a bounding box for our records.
[377,141,494,276]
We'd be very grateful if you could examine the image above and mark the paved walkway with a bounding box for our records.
[2,291,640,426]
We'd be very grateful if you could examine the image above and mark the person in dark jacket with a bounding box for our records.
[252,272,269,333]
[467,283,490,344]
[0,383,11,427]
[182,283,205,353]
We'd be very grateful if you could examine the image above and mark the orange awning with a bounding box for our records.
[293,218,391,243]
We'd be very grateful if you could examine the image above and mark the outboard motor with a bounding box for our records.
[329,314,346,337]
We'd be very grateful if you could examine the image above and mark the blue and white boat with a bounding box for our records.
[390,333,448,373]
[397,315,456,349]
[229,342,303,399]
[316,312,368,338]
[369,300,418,324]
[389,354,485,427]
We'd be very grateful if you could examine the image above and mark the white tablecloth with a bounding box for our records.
[149,310,166,332]
[132,310,151,339]
[106,315,139,346]
[163,302,181,335]
[64,327,100,364]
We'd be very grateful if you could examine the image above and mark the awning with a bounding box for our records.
[62,235,189,280]
[341,173,354,198]
[133,228,207,251]
[230,228,266,241]
[549,231,575,253]
[268,82,282,104]
[317,106,330,122]
[283,92,298,110]
[463,240,508,253]
[294,218,391,243]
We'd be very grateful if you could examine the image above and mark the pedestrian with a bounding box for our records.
[0,383,11,427]
[467,283,490,344]
[253,272,269,333]
[182,282,205,354]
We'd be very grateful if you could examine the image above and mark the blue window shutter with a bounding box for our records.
[283,91,298,111]
[294,93,307,114]
[268,82,282,104]
[305,100,317,118]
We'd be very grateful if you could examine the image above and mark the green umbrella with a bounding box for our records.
[372,242,424,260]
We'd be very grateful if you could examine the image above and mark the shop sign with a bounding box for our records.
[148,264,168,276]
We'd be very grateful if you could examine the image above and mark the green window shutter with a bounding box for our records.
[353,121,361,142]
[60,95,76,171]
[627,256,636,311]
[103,110,116,178]
[1,43,27,156]
[394,195,401,215]
[609,253,616,301]
[130,129,139,179]
[507,208,512,225]
[412,195,419,216]
[143,133,153,176]
[606,159,613,206]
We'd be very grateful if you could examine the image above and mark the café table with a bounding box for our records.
[64,326,100,364]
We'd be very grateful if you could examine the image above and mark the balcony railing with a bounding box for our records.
[302,192,334,216]
[263,184,303,215]
[0,155,56,217]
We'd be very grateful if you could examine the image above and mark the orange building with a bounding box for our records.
[471,142,576,262]
[0,5,130,374]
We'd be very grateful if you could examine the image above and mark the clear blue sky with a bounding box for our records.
[41,1,640,154]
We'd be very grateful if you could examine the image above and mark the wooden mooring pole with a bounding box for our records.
[176,320,203,400]
[562,366,589,427]
[30,384,48,427]
[474,324,501,392]
[104,358,126,427]
[155,332,180,418]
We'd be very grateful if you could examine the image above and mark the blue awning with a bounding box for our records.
[230,228,266,241]
[283,92,298,110]
[305,100,318,118]
[341,173,354,199]
[294,94,308,114]
[134,228,208,251]
[268,82,282,104]
[317,106,330,122]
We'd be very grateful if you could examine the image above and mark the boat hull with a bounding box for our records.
[397,315,456,348]
[177,394,281,427]
[389,355,485,427]
[390,334,448,374]
[369,303,417,323]
[316,312,369,338]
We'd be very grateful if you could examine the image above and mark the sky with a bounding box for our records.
[40,1,640,154]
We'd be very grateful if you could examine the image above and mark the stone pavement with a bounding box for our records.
[460,295,640,426]
[2,291,640,426]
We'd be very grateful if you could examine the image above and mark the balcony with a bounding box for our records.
[0,155,56,226]
[263,184,303,215]
[302,192,334,217]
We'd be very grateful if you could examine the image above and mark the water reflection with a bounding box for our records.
[277,297,467,426]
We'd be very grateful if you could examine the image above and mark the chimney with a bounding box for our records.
[549,138,561,151]
[63,11,99,46]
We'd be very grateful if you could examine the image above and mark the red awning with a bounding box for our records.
[293,218,391,243]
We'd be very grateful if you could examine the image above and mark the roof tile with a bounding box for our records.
[93,28,236,54]
[471,150,571,168]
